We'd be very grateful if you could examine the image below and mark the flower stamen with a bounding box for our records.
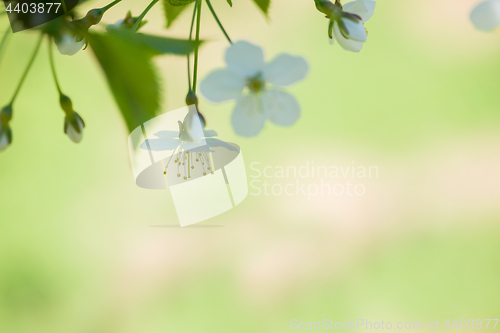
[247,74,266,93]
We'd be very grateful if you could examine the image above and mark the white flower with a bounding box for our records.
[64,112,85,143]
[329,0,376,52]
[200,41,309,137]
[141,108,238,179]
[142,108,229,153]
[470,0,500,31]
[55,31,85,56]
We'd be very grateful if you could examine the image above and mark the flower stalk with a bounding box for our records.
[0,29,11,68]
[101,0,123,13]
[192,0,202,93]
[131,0,160,32]
[48,36,63,95]
[206,0,232,44]
[10,34,43,105]
[187,0,199,92]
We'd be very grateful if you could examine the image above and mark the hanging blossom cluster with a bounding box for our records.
[0,1,130,151]
[0,0,378,154]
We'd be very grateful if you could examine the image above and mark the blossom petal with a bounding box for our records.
[65,116,85,143]
[186,145,213,153]
[333,22,364,52]
[141,138,181,151]
[55,33,85,56]
[231,95,266,137]
[263,54,309,87]
[154,130,179,138]
[206,138,240,152]
[200,69,246,103]
[225,41,265,77]
[342,18,367,42]
[343,0,376,22]
[262,89,301,127]
[0,133,8,151]
[183,108,204,143]
[470,0,500,31]
[203,129,218,138]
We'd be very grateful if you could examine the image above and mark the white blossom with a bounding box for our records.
[140,108,238,179]
[200,41,309,137]
[141,108,228,153]
[329,0,376,52]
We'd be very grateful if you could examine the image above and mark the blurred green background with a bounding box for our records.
[1,0,500,332]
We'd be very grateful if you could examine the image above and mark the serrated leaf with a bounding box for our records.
[252,0,270,15]
[163,0,192,28]
[88,32,161,134]
[106,29,200,56]
[227,0,233,6]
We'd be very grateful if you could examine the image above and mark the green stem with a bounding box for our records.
[100,0,123,12]
[0,29,11,67]
[61,0,68,13]
[10,33,43,105]
[47,36,63,95]
[205,0,232,44]
[192,0,202,93]
[187,0,199,91]
[131,0,159,32]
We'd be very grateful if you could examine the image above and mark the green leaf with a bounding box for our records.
[88,32,161,134]
[252,0,270,15]
[162,0,193,28]
[106,29,201,56]
[227,0,233,6]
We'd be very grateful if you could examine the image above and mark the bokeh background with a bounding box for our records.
[1,0,500,332]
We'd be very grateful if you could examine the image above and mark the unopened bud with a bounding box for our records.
[85,9,104,26]
[60,95,74,114]
[0,104,13,124]
[185,90,199,106]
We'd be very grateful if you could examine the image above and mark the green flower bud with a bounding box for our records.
[168,0,196,6]
[85,9,104,26]
[70,7,104,37]
[59,95,74,115]
[185,90,199,106]
[0,104,13,125]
